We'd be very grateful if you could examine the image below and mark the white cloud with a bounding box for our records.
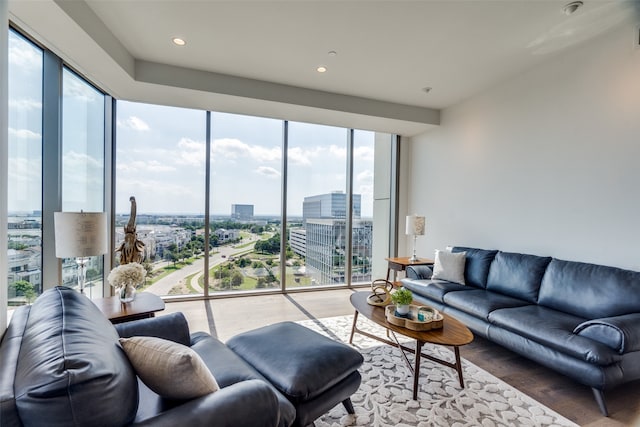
[255,166,281,178]
[176,138,206,167]
[63,73,102,103]
[287,146,325,166]
[118,116,150,131]
[8,157,41,184]
[9,36,41,70]
[63,150,103,169]
[116,160,175,173]
[212,138,281,163]
[357,170,374,183]
[329,145,346,159]
[354,146,374,161]
[9,128,41,140]
[9,98,42,111]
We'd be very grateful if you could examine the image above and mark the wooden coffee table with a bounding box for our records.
[349,291,473,400]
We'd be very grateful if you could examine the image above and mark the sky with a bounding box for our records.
[116,102,376,217]
[7,29,378,220]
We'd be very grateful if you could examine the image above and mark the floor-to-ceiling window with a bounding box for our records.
[60,67,106,299]
[351,130,375,285]
[286,122,349,288]
[208,112,282,294]
[115,101,206,297]
[114,101,393,296]
[7,29,43,306]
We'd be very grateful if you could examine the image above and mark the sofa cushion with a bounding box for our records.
[13,286,138,427]
[443,289,530,320]
[401,278,469,303]
[190,331,296,427]
[488,305,620,366]
[538,258,640,319]
[451,247,498,289]
[486,251,551,303]
[120,336,219,400]
[432,250,466,285]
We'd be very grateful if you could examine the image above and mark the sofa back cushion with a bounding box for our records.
[538,259,640,319]
[451,247,498,289]
[486,251,552,303]
[13,286,138,427]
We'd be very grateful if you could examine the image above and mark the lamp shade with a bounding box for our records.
[54,212,108,258]
[405,215,426,236]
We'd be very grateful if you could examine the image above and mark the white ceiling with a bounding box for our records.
[8,0,637,135]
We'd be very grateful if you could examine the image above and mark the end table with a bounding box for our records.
[93,292,165,324]
[385,257,434,281]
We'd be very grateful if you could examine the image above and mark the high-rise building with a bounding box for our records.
[302,192,360,223]
[231,204,254,221]
[292,192,371,285]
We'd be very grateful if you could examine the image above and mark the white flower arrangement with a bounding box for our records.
[108,262,147,289]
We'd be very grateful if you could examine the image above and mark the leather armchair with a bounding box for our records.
[0,287,284,427]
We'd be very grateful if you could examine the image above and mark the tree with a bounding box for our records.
[236,257,250,268]
[11,280,37,304]
[231,271,244,287]
[165,251,178,266]
[255,233,281,254]
[142,260,154,284]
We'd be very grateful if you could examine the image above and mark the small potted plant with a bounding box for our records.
[391,287,413,316]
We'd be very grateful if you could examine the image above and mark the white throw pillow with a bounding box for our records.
[120,336,219,400]
[431,250,466,285]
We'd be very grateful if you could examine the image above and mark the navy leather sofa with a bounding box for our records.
[0,286,294,427]
[401,247,640,416]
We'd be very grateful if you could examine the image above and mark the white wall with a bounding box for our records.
[404,23,640,271]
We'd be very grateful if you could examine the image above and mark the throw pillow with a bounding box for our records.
[119,336,219,400]
[431,250,467,285]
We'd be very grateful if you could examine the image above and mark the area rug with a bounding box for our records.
[297,315,578,427]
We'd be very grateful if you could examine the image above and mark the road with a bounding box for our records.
[144,237,258,296]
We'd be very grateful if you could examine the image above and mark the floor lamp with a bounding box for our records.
[54,212,108,294]
[406,214,426,262]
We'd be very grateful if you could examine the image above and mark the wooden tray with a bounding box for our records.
[385,304,444,331]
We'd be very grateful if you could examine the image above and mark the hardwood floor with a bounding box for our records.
[161,289,640,427]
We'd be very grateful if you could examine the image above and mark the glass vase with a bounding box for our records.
[118,284,136,303]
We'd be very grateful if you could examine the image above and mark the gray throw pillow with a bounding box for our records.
[431,250,466,285]
[119,336,219,400]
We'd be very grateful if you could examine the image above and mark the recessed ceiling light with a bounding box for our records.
[422,87,432,94]
[563,1,583,15]
[172,37,186,46]
[317,66,327,73]
[328,51,337,57]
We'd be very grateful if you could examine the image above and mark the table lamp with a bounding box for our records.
[54,211,108,294]
[406,214,426,262]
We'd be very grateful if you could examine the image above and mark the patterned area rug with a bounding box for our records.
[297,315,578,427]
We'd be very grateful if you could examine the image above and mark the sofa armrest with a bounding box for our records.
[573,313,640,354]
[131,379,279,427]
[114,312,191,346]
[406,265,433,280]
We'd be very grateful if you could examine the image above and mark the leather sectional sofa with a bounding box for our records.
[401,246,640,416]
